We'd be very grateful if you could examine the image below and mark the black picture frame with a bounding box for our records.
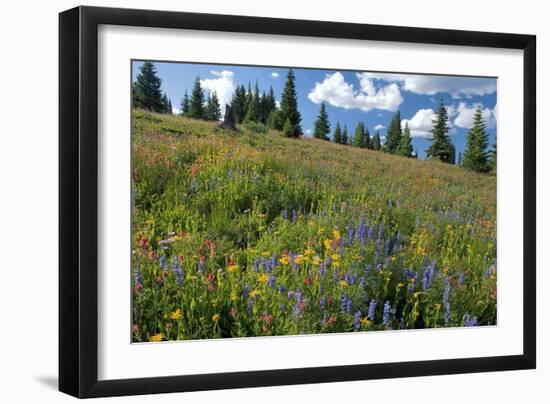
[59,5,536,398]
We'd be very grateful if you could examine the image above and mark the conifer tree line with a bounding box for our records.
[133,62,495,173]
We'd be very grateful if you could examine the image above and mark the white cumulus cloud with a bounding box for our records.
[401,108,436,137]
[374,124,385,132]
[360,72,496,98]
[308,72,403,112]
[453,102,497,129]
[271,72,280,78]
[200,70,236,118]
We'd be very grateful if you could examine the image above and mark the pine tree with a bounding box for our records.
[133,61,164,112]
[426,100,454,163]
[230,85,247,123]
[283,118,294,137]
[205,91,222,121]
[180,90,190,116]
[385,110,402,153]
[372,131,382,151]
[462,106,490,172]
[333,122,343,143]
[280,69,302,137]
[161,93,170,114]
[188,76,206,120]
[244,82,261,123]
[313,102,330,140]
[353,122,365,148]
[167,98,173,115]
[364,126,371,149]
[450,143,456,165]
[342,125,349,145]
[397,122,414,157]
[267,109,283,130]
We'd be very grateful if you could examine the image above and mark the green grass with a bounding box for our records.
[131,110,496,342]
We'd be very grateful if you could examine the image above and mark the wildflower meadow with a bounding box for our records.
[131,110,497,342]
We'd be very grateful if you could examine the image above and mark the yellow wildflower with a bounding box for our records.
[231,293,238,302]
[212,313,221,322]
[324,239,332,251]
[294,255,305,264]
[333,230,341,240]
[149,333,164,342]
[261,251,271,257]
[257,273,269,283]
[397,282,404,289]
[279,254,290,265]
[227,263,239,273]
[331,254,340,261]
[361,318,372,327]
[311,256,322,266]
[339,280,348,288]
[170,308,182,321]
[250,289,260,298]
[318,227,325,235]
[414,292,424,299]
[304,247,315,257]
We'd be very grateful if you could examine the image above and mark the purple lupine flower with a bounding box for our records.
[458,272,465,285]
[320,297,326,310]
[341,293,352,314]
[350,273,358,285]
[360,276,366,288]
[277,285,286,294]
[325,255,332,267]
[364,264,372,276]
[422,258,429,291]
[428,259,437,286]
[253,258,259,273]
[383,301,393,326]
[281,209,288,220]
[376,263,383,273]
[443,276,452,325]
[367,224,376,241]
[344,272,352,284]
[368,299,377,320]
[134,268,143,287]
[243,284,250,299]
[288,290,296,299]
[464,313,478,327]
[375,238,381,261]
[393,230,401,253]
[354,311,362,331]
[268,274,276,288]
[384,239,391,257]
[159,256,168,271]
[247,298,255,314]
[378,223,384,241]
[319,263,326,278]
[347,224,354,246]
[172,257,184,285]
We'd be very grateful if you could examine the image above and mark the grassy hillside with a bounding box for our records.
[131,110,497,342]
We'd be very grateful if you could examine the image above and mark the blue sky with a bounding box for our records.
[132,61,497,160]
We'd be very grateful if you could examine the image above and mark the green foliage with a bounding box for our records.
[131,110,497,341]
[279,69,302,137]
[372,131,382,150]
[242,120,267,134]
[133,62,164,112]
[333,122,343,144]
[180,90,190,116]
[230,85,248,123]
[282,118,294,137]
[244,82,261,123]
[385,110,402,153]
[205,91,222,121]
[313,102,330,140]
[353,122,365,148]
[426,100,455,164]
[189,77,206,120]
[267,109,284,131]
[342,125,349,145]
[462,107,491,173]
[397,122,414,157]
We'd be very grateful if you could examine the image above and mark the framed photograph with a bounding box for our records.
[59,6,536,398]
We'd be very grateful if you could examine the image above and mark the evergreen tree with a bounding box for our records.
[188,76,206,120]
[397,122,414,157]
[342,125,349,145]
[244,82,261,123]
[333,122,343,143]
[313,102,330,140]
[450,143,456,165]
[161,93,170,114]
[353,122,365,148]
[283,118,294,137]
[205,91,222,121]
[267,109,283,131]
[462,106,490,172]
[133,61,164,112]
[180,90,190,116]
[426,100,454,163]
[168,98,173,115]
[488,142,497,171]
[372,131,382,150]
[230,85,247,123]
[364,126,371,149]
[280,69,302,137]
[385,110,402,153]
